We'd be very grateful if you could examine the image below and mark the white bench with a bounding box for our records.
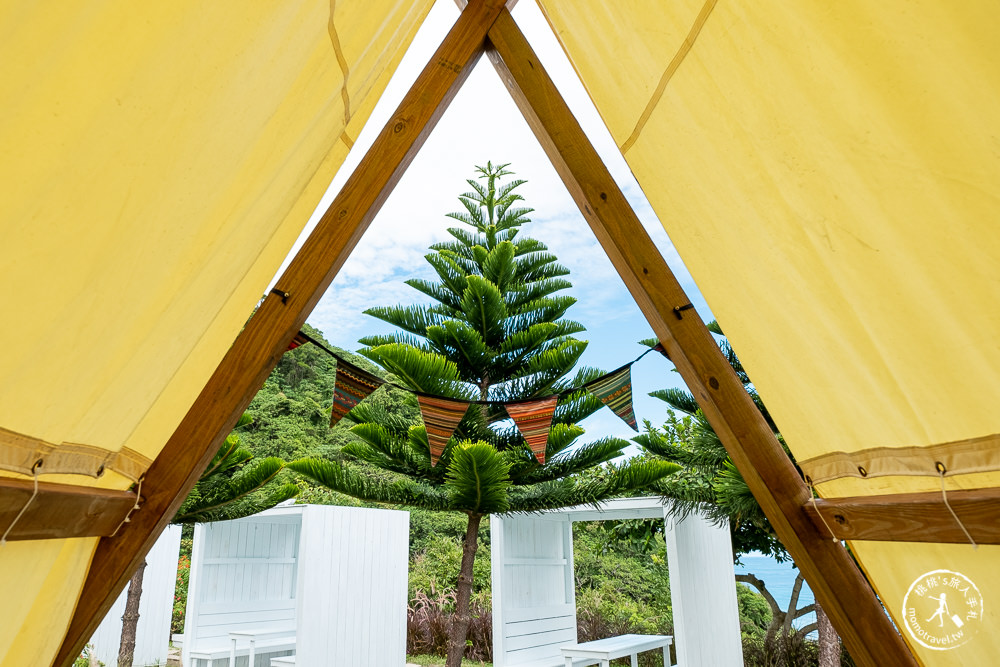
[188,629,295,667]
[560,634,673,667]
[228,628,296,667]
[269,658,296,666]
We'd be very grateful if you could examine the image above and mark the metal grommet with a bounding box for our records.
[857,465,868,477]
[32,458,43,471]
[935,461,947,474]
[96,465,105,477]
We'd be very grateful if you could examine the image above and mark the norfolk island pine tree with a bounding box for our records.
[289,163,678,667]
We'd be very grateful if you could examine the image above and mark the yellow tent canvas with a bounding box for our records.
[2,1,998,665]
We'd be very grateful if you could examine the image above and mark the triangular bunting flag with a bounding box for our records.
[330,362,383,426]
[585,366,639,431]
[652,342,670,360]
[505,396,559,464]
[287,331,310,350]
[417,395,471,466]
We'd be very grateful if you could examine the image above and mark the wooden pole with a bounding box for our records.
[483,9,916,666]
[53,2,508,663]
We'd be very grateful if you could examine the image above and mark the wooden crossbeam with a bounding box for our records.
[805,487,1000,544]
[0,477,136,541]
[53,2,508,664]
[483,10,916,666]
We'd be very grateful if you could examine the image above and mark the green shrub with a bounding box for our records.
[73,645,104,667]
[171,537,192,635]
[409,533,491,609]
[737,583,772,637]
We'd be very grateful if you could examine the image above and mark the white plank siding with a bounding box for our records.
[183,510,300,667]
[492,515,577,667]
[182,503,409,667]
[88,524,182,667]
[294,505,409,667]
[664,512,744,667]
[491,498,743,667]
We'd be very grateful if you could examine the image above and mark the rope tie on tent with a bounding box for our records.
[0,458,42,546]
[111,476,144,538]
[806,478,839,542]
[936,462,977,550]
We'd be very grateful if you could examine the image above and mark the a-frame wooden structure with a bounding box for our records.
[48,2,997,664]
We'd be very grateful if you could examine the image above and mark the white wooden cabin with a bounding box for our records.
[491,497,743,667]
[179,503,409,667]
[86,524,182,667]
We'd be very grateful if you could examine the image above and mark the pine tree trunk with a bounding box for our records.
[445,513,482,667]
[816,601,841,667]
[118,559,147,667]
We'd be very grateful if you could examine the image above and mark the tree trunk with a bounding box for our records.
[816,600,841,667]
[445,513,483,667]
[118,559,147,667]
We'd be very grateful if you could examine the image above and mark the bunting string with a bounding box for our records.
[294,330,661,407]
[291,330,667,460]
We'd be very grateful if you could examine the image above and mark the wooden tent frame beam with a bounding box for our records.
[0,477,136,541]
[53,1,508,663]
[484,10,916,666]
[806,487,1000,544]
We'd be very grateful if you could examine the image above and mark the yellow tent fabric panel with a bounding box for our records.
[0,0,431,468]
[0,1,431,664]
[539,0,1000,661]
[852,541,998,664]
[538,0,1000,465]
[0,539,96,667]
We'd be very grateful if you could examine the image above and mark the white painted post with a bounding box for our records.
[663,509,744,666]
[294,505,409,666]
[86,524,182,667]
[181,522,207,667]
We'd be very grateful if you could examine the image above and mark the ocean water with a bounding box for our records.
[734,553,816,633]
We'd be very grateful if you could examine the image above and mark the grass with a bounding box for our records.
[406,655,492,667]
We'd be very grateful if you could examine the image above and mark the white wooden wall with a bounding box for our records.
[491,514,577,667]
[664,512,744,667]
[182,504,410,667]
[88,524,182,667]
[294,505,409,667]
[491,499,743,667]
[182,510,300,667]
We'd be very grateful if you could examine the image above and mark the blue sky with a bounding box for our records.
[274,0,715,447]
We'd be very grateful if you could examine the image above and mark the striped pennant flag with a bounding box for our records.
[585,365,639,431]
[287,331,310,350]
[505,396,559,464]
[652,342,670,360]
[417,395,471,466]
[330,362,383,427]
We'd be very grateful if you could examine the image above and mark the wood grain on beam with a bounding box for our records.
[0,477,135,541]
[484,11,916,666]
[53,2,507,664]
[805,487,1000,544]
